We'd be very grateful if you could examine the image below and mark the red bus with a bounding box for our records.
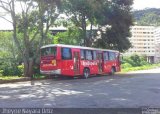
[40,44,121,78]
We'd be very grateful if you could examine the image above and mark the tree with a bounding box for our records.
[0,32,20,68]
[62,0,133,51]
[63,0,99,47]
[134,8,160,26]
[93,0,133,52]
[53,26,83,45]
[0,0,61,77]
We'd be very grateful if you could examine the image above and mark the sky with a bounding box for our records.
[133,0,160,10]
[0,0,160,30]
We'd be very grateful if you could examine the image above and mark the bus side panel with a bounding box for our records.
[61,60,74,76]
[79,49,99,75]
[104,61,112,73]
[91,60,99,75]
[104,51,120,73]
[80,60,98,75]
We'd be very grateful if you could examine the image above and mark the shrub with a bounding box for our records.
[122,54,149,67]
[122,63,132,69]
[33,65,40,75]
[2,65,24,76]
[0,70,3,76]
[17,64,24,76]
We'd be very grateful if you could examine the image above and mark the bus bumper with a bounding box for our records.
[40,69,61,75]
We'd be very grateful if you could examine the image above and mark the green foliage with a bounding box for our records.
[0,70,3,76]
[17,65,24,76]
[133,8,160,26]
[122,63,160,72]
[130,54,142,66]
[33,64,40,75]
[53,27,83,45]
[0,31,23,76]
[122,54,149,67]
[2,64,24,76]
[2,67,18,76]
[32,74,46,79]
[0,76,24,81]
[93,0,133,52]
[121,54,154,72]
[121,63,132,69]
[0,32,15,58]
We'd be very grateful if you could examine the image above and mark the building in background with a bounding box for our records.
[154,27,160,63]
[124,26,156,63]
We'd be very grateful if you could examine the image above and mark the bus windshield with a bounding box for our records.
[41,47,57,57]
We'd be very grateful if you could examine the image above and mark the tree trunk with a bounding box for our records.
[24,58,29,77]
[24,58,33,77]
[88,21,93,47]
[82,14,87,46]
[29,59,34,78]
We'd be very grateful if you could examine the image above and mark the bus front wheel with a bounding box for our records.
[83,68,90,79]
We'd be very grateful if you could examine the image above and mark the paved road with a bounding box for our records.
[0,68,160,108]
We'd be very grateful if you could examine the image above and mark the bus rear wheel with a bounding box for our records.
[109,67,115,75]
[83,68,90,79]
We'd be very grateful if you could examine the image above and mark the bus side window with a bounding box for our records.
[80,49,85,60]
[93,51,97,60]
[109,52,116,60]
[104,51,109,61]
[61,48,72,60]
[86,50,93,60]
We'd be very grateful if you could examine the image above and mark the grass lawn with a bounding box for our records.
[121,63,160,72]
[32,75,46,79]
[0,76,24,81]
[0,75,46,81]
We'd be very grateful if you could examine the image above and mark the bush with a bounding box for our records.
[2,65,24,76]
[130,54,142,66]
[17,64,24,76]
[33,65,40,75]
[0,70,3,76]
[122,54,149,67]
[122,63,132,69]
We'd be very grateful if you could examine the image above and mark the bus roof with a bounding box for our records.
[41,44,119,53]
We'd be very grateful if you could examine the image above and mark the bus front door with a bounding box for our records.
[73,51,80,75]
